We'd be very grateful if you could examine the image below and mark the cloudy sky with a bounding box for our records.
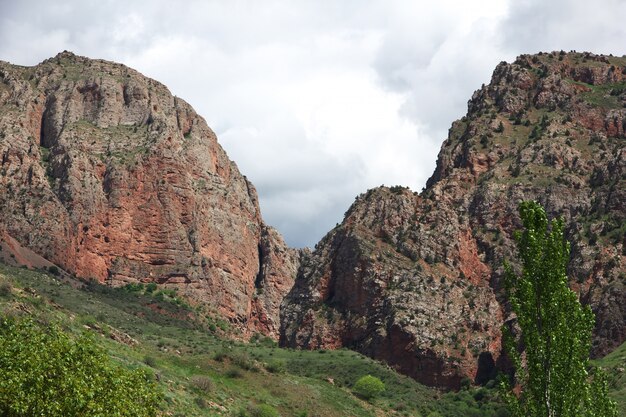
[1,0,624,247]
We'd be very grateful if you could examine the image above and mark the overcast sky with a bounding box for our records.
[1,0,624,248]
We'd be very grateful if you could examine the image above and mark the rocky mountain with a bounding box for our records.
[1,50,623,392]
[281,51,626,389]
[0,51,301,338]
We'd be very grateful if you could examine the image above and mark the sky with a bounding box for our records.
[1,0,625,248]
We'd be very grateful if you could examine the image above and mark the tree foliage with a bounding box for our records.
[502,201,616,417]
[0,316,162,416]
[353,374,385,400]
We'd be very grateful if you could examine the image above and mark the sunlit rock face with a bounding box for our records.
[0,51,302,338]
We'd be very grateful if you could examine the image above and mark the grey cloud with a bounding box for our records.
[373,13,509,138]
[1,1,624,249]
[263,194,355,248]
[500,0,626,55]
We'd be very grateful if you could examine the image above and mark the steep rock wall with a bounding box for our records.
[281,51,626,388]
[0,51,300,337]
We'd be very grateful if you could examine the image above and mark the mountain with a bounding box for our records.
[1,50,624,395]
[280,51,626,389]
[0,51,301,338]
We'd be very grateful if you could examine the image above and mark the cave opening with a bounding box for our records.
[475,351,497,385]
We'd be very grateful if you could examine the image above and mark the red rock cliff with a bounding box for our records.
[0,51,300,338]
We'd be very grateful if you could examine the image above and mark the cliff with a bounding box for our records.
[281,51,626,389]
[0,51,301,338]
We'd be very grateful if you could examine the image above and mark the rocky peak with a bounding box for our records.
[0,52,300,338]
[281,51,626,389]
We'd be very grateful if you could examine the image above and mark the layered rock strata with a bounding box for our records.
[0,51,300,337]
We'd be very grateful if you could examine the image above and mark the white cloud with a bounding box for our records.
[0,0,624,247]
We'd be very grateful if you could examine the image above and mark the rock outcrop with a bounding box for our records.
[0,51,300,338]
[281,51,626,388]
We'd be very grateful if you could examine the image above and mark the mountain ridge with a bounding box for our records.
[0,50,624,392]
[0,50,301,339]
[280,50,626,389]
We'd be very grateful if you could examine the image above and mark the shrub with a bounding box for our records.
[213,349,229,362]
[123,282,144,292]
[47,265,60,275]
[390,185,406,194]
[145,282,157,293]
[250,333,277,347]
[264,360,285,374]
[352,374,385,400]
[0,281,12,297]
[194,397,208,409]
[393,401,408,412]
[233,352,255,370]
[0,317,162,416]
[191,375,213,393]
[79,315,97,327]
[226,367,243,378]
[143,355,157,368]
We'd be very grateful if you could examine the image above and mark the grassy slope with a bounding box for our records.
[0,263,507,417]
[595,340,626,416]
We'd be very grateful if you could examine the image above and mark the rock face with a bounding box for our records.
[0,51,300,338]
[281,51,626,389]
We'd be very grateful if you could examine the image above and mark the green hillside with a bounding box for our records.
[595,339,626,416]
[0,263,511,417]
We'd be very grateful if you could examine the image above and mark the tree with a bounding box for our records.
[352,375,385,400]
[502,201,616,417]
[0,316,162,416]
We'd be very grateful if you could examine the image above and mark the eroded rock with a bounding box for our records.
[0,51,299,338]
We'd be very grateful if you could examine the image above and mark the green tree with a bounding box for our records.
[502,201,616,417]
[0,316,162,416]
[353,374,385,400]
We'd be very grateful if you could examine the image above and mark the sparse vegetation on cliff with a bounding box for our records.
[281,51,625,394]
[0,50,624,415]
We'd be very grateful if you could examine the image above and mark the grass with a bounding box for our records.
[64,119,152,166]
[1,262,621,416]
[566,79,626,109]
[0,262,512,416]
[594,340,626,416]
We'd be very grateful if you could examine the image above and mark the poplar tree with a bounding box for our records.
[502,201,616,417]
